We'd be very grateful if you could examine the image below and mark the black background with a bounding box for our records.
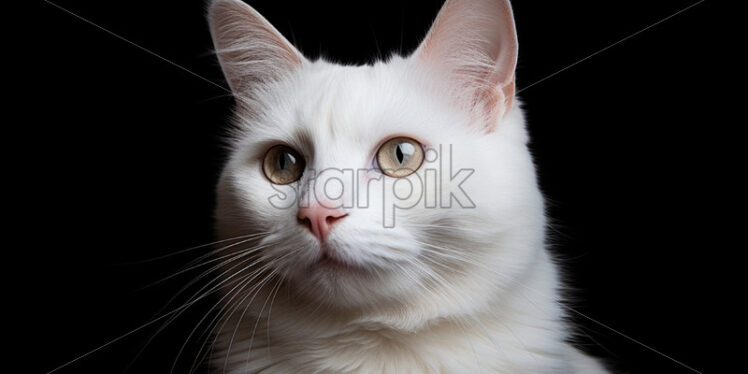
[25,0,720,373]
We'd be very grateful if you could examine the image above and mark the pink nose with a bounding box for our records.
[297,204,347,242]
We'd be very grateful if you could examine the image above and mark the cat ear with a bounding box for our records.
[413,0,518,130]
[208,0,304,99]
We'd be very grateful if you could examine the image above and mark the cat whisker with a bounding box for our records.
[265,276,283,359]
[129,251,264,372]
[405,222,487,235]
[179,232,270,268]
[163,240,282,303]
[130,240,282,372]
[141,241,277,331]
[123,232,267,265]
[191,249,299,373]
[138,235,267,291]
[413,240,489,268]
[401,257,505,372]
[408,256,523,365]
[241,276,284,373]
[218,255,297,372]
[189,271,274,374]
[172,262,282,374]
[416,238,641,360]
[176,271,266,374]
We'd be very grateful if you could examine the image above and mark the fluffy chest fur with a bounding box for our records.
[213,252,586,374]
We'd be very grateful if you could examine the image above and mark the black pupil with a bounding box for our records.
[395,144,404,164]
[278,151,297,171]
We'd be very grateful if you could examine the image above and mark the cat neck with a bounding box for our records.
[213,247,570,373]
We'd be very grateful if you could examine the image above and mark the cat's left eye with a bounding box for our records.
[375,137,424,178]
[263,145,305,185]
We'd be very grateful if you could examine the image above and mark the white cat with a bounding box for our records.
[207,0,610,372]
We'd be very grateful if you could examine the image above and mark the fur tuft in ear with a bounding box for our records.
[208,0,304,100]
[414,0,518,131]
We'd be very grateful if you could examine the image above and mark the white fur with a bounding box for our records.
[208,0,610,372]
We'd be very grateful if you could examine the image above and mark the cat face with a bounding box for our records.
[211,0,544,309]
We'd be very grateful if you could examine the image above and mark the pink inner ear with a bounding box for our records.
[414,0,518,131]
[209,0,304,97]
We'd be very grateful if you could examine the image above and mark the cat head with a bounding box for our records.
[210,0,545,312]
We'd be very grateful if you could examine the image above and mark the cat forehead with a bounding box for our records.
[242,59,463,148]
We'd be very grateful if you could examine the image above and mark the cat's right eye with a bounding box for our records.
[262,145,305,185]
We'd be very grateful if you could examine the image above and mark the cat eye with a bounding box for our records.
[375,137,424,178]
[262,145,305,185]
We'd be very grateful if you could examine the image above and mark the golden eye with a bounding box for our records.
[376,137,424,178]
[262,145,305,185]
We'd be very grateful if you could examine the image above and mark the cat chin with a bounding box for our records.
[279,254,419,309]
[315,250,367,273]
